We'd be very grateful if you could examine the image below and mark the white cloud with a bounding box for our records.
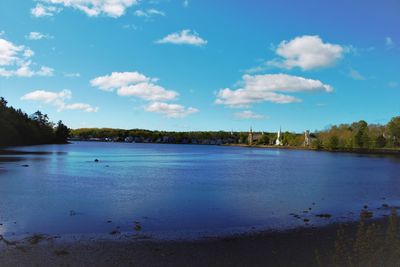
[23,49,35,57]
[267,35,344,70]
[156,29,207,46]
[0,38,53,77]
[33,0,138,18]
[134,8,165,18]
[31,3,61,17]
[145,102,198,118]
[90,71,150,91]
[349,68,365,80]
[215,73,333,107]
[64,103,99,112]
[90,71,199,116]
[0,38,26,66]
[91,71,178,101]
[234,110,265,119]
[37,66,54,76]
[21,89,98,112]
[21,89,71,103]
[26,32,53,40]
[385,37,395,49]
[9,63,54,78]
[117,83,178,101]
[244,64,269,74]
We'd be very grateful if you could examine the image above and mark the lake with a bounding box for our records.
[1,142,400,239]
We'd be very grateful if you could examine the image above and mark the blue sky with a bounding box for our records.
[0,0,399,132]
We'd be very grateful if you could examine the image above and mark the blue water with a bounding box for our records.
[0,142,400,238]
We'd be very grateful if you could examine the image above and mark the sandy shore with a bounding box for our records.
[1,219,381,267]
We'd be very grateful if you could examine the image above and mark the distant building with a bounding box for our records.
[248,127,253,145]
[275,127,283,146]
[248,127,263,145]
[304,130,311,146]
[124,136,134,143]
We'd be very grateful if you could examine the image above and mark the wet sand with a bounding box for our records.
[0,219,387,267]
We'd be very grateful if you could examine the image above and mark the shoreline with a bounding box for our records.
[2,141,399,156]
[224,143,400,156]
[0,217,394,267]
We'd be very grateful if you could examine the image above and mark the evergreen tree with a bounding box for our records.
[54,121,70,144]
[0,97,69,146]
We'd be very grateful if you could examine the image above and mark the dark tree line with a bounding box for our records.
[0,97,70,147]
[71,128,239,144]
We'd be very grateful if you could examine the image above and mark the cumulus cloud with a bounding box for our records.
[117,83,178,101]
[134,8,165,18]
[31,0,138,18]
[26,32,53,40]
[0,38,29,66]
[31,3,61,17]
[21,89,71,104]
[91,71,178,101]
[0,38,53,77]
[91,71,198,118]
[267,35,344,70]
[156,29,207,46]
[215,73,333,107]
[90,71,151,91]
[234,110,265,119]
[21,89,98,112]
[145,102,198,118]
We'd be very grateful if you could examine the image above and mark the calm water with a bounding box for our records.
[1,142,400,239]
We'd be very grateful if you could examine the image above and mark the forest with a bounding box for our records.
[312,118,400,151]
[0,97,70,147]
[2,95,399,151]
[70,117,400,152]
[70,128,239,145]
[246,118,400,151]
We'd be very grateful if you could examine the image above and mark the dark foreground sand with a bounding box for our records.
[0,221,366,267]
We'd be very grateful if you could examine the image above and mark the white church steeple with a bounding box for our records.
[275,127,283,146]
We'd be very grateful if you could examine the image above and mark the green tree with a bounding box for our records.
[353,120,369,148]
[311,138,322,150]
[0,97,67,146]
[327,135,339,150]
[54,120,70,143]
[31,110,51,126]
[257,134,270,145]
[388,117,400,147]
[375,135,387,148]
[239,132,248,144]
